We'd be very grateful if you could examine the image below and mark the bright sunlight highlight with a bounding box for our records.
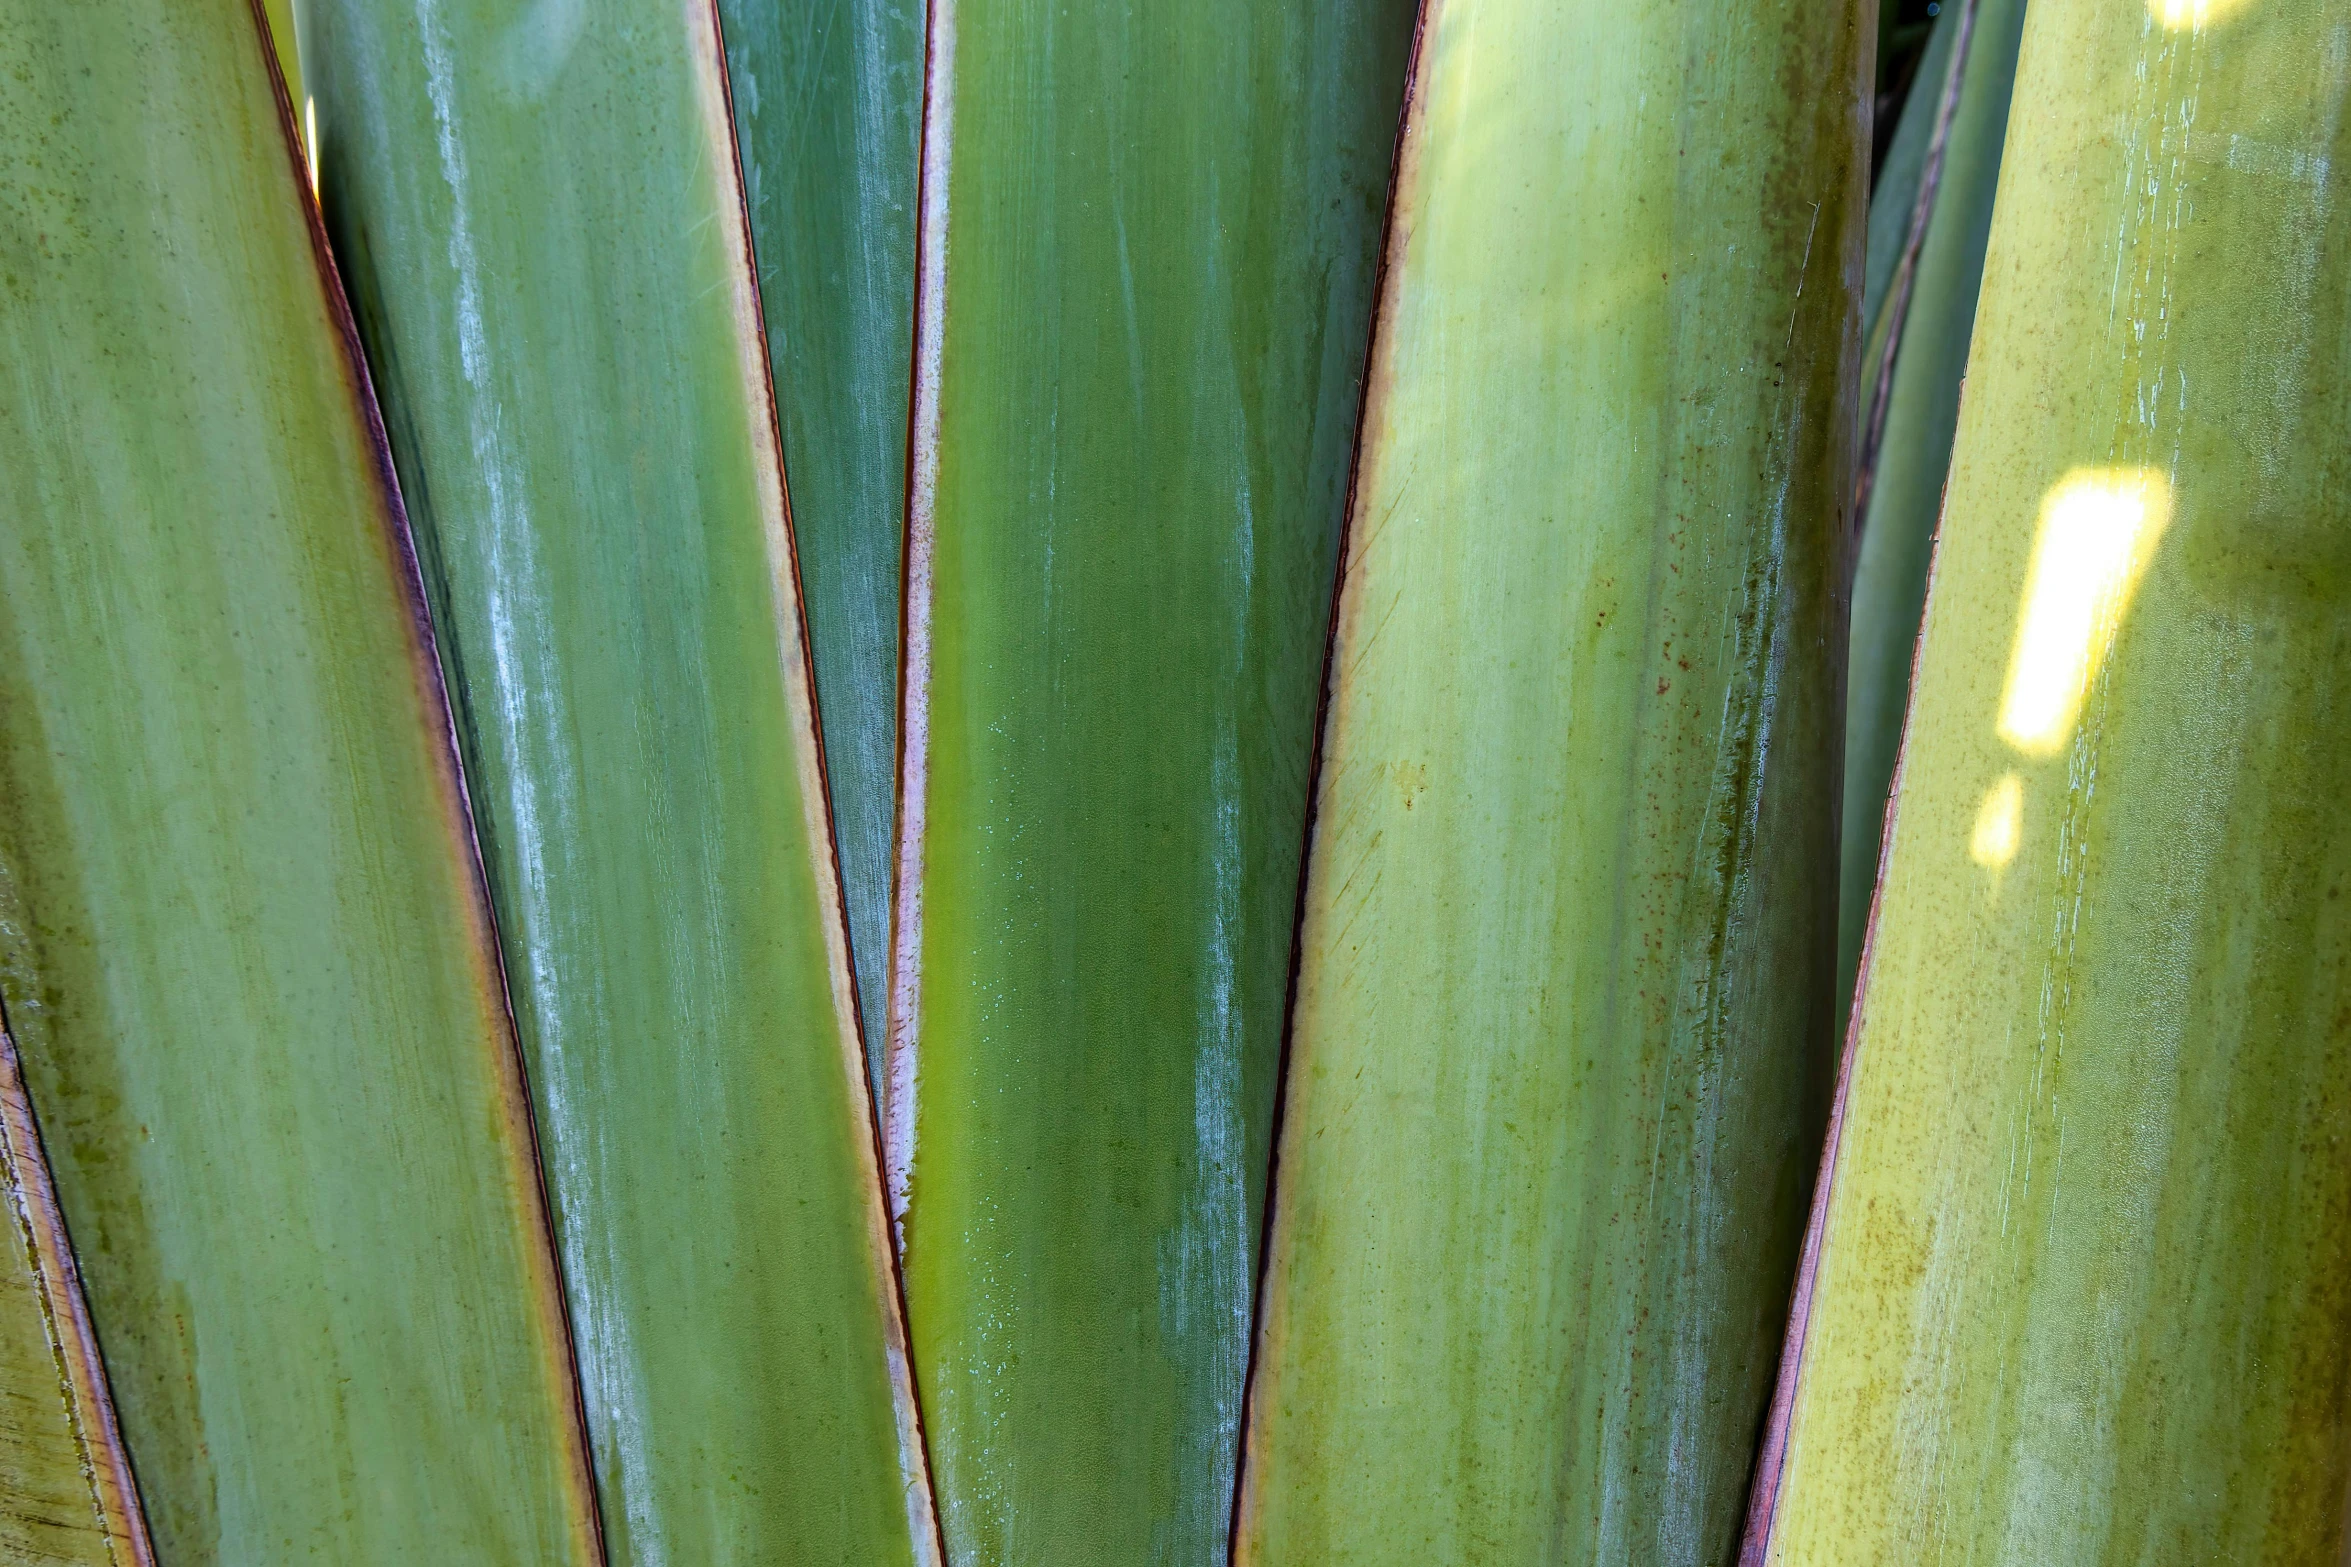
[1970,773,2024,868]
[304,97,319,197]
[2147,0,2258,29]
[1995,467,2171,756]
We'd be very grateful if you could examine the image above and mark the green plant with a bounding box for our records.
[3,0,2346,1564]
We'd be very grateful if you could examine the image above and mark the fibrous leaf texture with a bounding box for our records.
[301,0,933,1560]
[887,0,1416,1559]
[718,0,924,1089]
[1236,1,1866,1562]
[1755,1,2351,1560]
[0,2,600,1560]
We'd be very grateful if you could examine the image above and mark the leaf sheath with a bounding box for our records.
[889,0,1417,1559]
[302,1,933,1559]
[0,2,600,1558]
[1759,2,2351,1559]
[1236,1,1867,1561]
[717,0,924,1089]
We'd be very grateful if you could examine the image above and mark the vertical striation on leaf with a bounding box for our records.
[0,1,602,1559]
[1759,1,2351,1560]
[889,0,1418,1560]
[717,0,924,1089]
[301,0,934,1559]
[1236,1,1866,1562]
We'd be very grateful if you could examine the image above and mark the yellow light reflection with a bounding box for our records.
[1996,467,2170,755]
[304,97,319,198]
[1970,773,2023,868]
[2147,0,2257,29]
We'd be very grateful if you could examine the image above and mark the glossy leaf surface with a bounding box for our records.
[1235,1,1865,1561]
[1836,0,2027,1021]
[303,2,931,1561]
[719,0,922,1081]
[0,3,599,1559]
[1757,2,2351,1560]
[0,1027,146,1566]
[889,0,1415,1558]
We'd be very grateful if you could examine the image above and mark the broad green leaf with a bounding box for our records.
[0,2,600,1561]
[302,3,934,1562]
[0,1028,147,1565]
[1837,0,2027,1026]
[718,0,923,1089]
[888,0,1414,1558]
[1756,2,2351,1560]
[1234,2,1866,1563]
